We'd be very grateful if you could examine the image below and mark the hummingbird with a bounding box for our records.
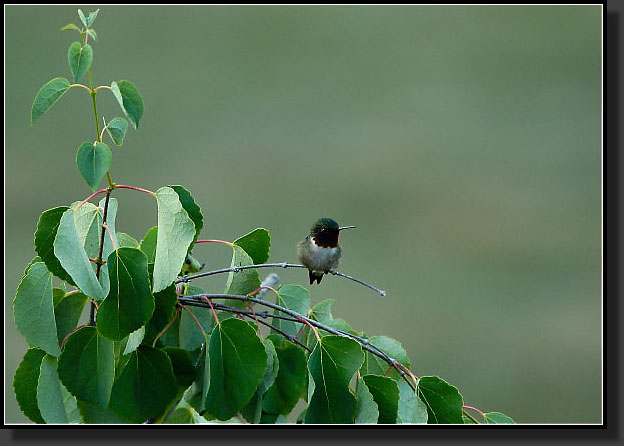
[297,218,356,285]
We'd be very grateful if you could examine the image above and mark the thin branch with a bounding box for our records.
[177,293,413,389]
[114,184,156,196]
[91,187,112,326]
[176,262,386,297]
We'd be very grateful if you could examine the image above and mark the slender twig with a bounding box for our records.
[180,300,312,352]
[463,405,486,424]
[178,304,207,337]
[177,294,413,389]
[69,83,92,92]
[75,188,107,210]
[114,184,156,196]
[90,188,112,326]
[176,262,386,296]
[462,409,481,424]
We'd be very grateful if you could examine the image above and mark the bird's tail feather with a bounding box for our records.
[309,270,323,285]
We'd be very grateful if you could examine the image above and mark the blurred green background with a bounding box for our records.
[5,5,601,423]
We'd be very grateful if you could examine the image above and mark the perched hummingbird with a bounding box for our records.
[297,218,356,285]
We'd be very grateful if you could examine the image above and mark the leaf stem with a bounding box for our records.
[75,188,107,210]
[152,309,180,348]
[69,83,92,92]
[114,184,156,196]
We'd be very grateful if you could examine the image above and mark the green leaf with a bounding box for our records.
[463,414,477,424]
[104,117,129,146]
[163,347,197,389]
[272,284,309,337]
[417,376,464,424]
[86,9,99,27]
[170,185,203,250]
[37,355,81,423]
[484,412,515,424]
[122,326,145,355]
[204,318,268,421]
[71,197,119,298]
[60,23,80,32]
[13,348,47,423]
[263,334,308,415]
[362,374,399,424]
[54,290,88,343]
[187,340,210,413]
[241,338,279,423]
[309,299,335,324]
[116,232,139,248]
[77,401,128,424]
[152,187,196,293]
[140,226,158,263]
[31,77,71,124]
[54,208,104,301]
[108,345,177,423]
[76,141,112,191]
[57,326,115,409]
[110,80,144,129]
[25,256,43,275]
[96,247,154,341]
[223,244,261,310]
[77,9,88,28]
[165,400,209,424]
[233,228,271,264]
[13,262,60,356]
[86,28,97,42]
[305,335,364,424]
[67,42,92,83]
[35,207,75,285]
[397,380,428,424]
[360,336,410,381]
[179,287,214,351]
[144,283,178,347]
[355,377,379,424]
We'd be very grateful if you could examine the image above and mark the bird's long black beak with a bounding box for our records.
[338,226,356,231]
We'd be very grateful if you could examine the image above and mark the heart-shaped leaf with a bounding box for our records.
[31,77,71,124]
[76,141,112,191]
[111,80,144,129]
[67,42,92,82]
[104,117,129,146]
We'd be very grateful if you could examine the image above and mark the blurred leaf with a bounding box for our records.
[484,412,515,424]
[76,141,111,191]
[417,376,464,424]
[77,9,88,28]
[187,340,210,413]
[110,80,144,129]
[86,28,97,41]
[57,326,114,409]
[165,400,209,424]
[104,117,129,146]
[67,42,92,83]
[96,248,154,341]
[13,262,60,356]
[233,228,271,264]
[309,298,335,324]
[31,77,71,124]
[108,345,177,423]
[54,208,104,301]
[355,377,379,424]
[305,335,364,424]
[60,23,80,32]
[37,355,81,423]
[13,348,47,423]
[86,9,99,27]
[204,318,267,421]
[362,374,399,424]
[152,187,195,293]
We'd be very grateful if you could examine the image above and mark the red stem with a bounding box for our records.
[75,188,107,210]
[115,184,155,195]
[60,324,88,349]
[195,239,232,246]
[245,303,264,340]
[179,304,207,337]
[200,296,220,324]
